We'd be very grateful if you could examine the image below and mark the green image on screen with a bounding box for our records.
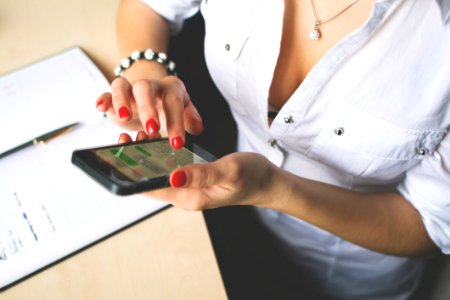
[95,141,207,181]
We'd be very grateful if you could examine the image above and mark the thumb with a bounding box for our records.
[169,163,221,188]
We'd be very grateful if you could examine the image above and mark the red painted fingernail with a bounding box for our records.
[171,136,183,150]
[118,106,130,119]
[118,133,128,143]
[96,100,104,108]
[145,118,160,134]
[171,170,186,188]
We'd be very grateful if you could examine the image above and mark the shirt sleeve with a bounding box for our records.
[139,0,202,34]
[397,128,450,254]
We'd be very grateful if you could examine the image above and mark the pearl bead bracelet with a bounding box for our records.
[114,49,177,77]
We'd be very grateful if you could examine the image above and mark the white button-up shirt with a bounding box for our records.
[141,0,450,298]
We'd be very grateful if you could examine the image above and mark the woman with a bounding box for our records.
[96,0,450,298]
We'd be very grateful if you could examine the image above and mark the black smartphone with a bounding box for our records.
[71,137,216,195]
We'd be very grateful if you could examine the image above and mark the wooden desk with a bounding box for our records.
[0,1,226,299]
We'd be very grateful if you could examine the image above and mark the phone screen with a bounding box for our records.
[94,140,208,182]
[72,137,215,195]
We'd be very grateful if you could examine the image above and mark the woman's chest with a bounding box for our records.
[268,0,375,110]
[201,0,450,179]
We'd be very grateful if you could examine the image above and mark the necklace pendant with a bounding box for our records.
[309,28,321,40]
[309,21,321,40]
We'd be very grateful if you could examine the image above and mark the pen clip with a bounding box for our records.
[32,139,45,146]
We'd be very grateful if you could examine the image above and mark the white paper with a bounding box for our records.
[0,48,168,289]
[0,47,106,155]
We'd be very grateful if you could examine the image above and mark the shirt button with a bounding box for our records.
[283,116,294,124]
[418,147,428,156]
[268,138,277,147]
[334,127,345,136]
[225,44,231,51]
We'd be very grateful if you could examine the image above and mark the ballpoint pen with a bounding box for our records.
[0,122,80,159]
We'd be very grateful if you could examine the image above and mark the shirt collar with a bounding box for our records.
[376,0,450,24]
[436,0,450,23]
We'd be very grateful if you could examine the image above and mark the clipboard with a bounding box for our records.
[0,47,168,290]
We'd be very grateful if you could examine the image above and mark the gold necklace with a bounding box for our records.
[309,0,362,40]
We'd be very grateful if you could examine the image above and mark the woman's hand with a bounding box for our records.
[96,75,204,149]
[151,151,280,211]
[118,131,281,211]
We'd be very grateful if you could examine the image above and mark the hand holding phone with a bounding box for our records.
[71,137,216,195]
